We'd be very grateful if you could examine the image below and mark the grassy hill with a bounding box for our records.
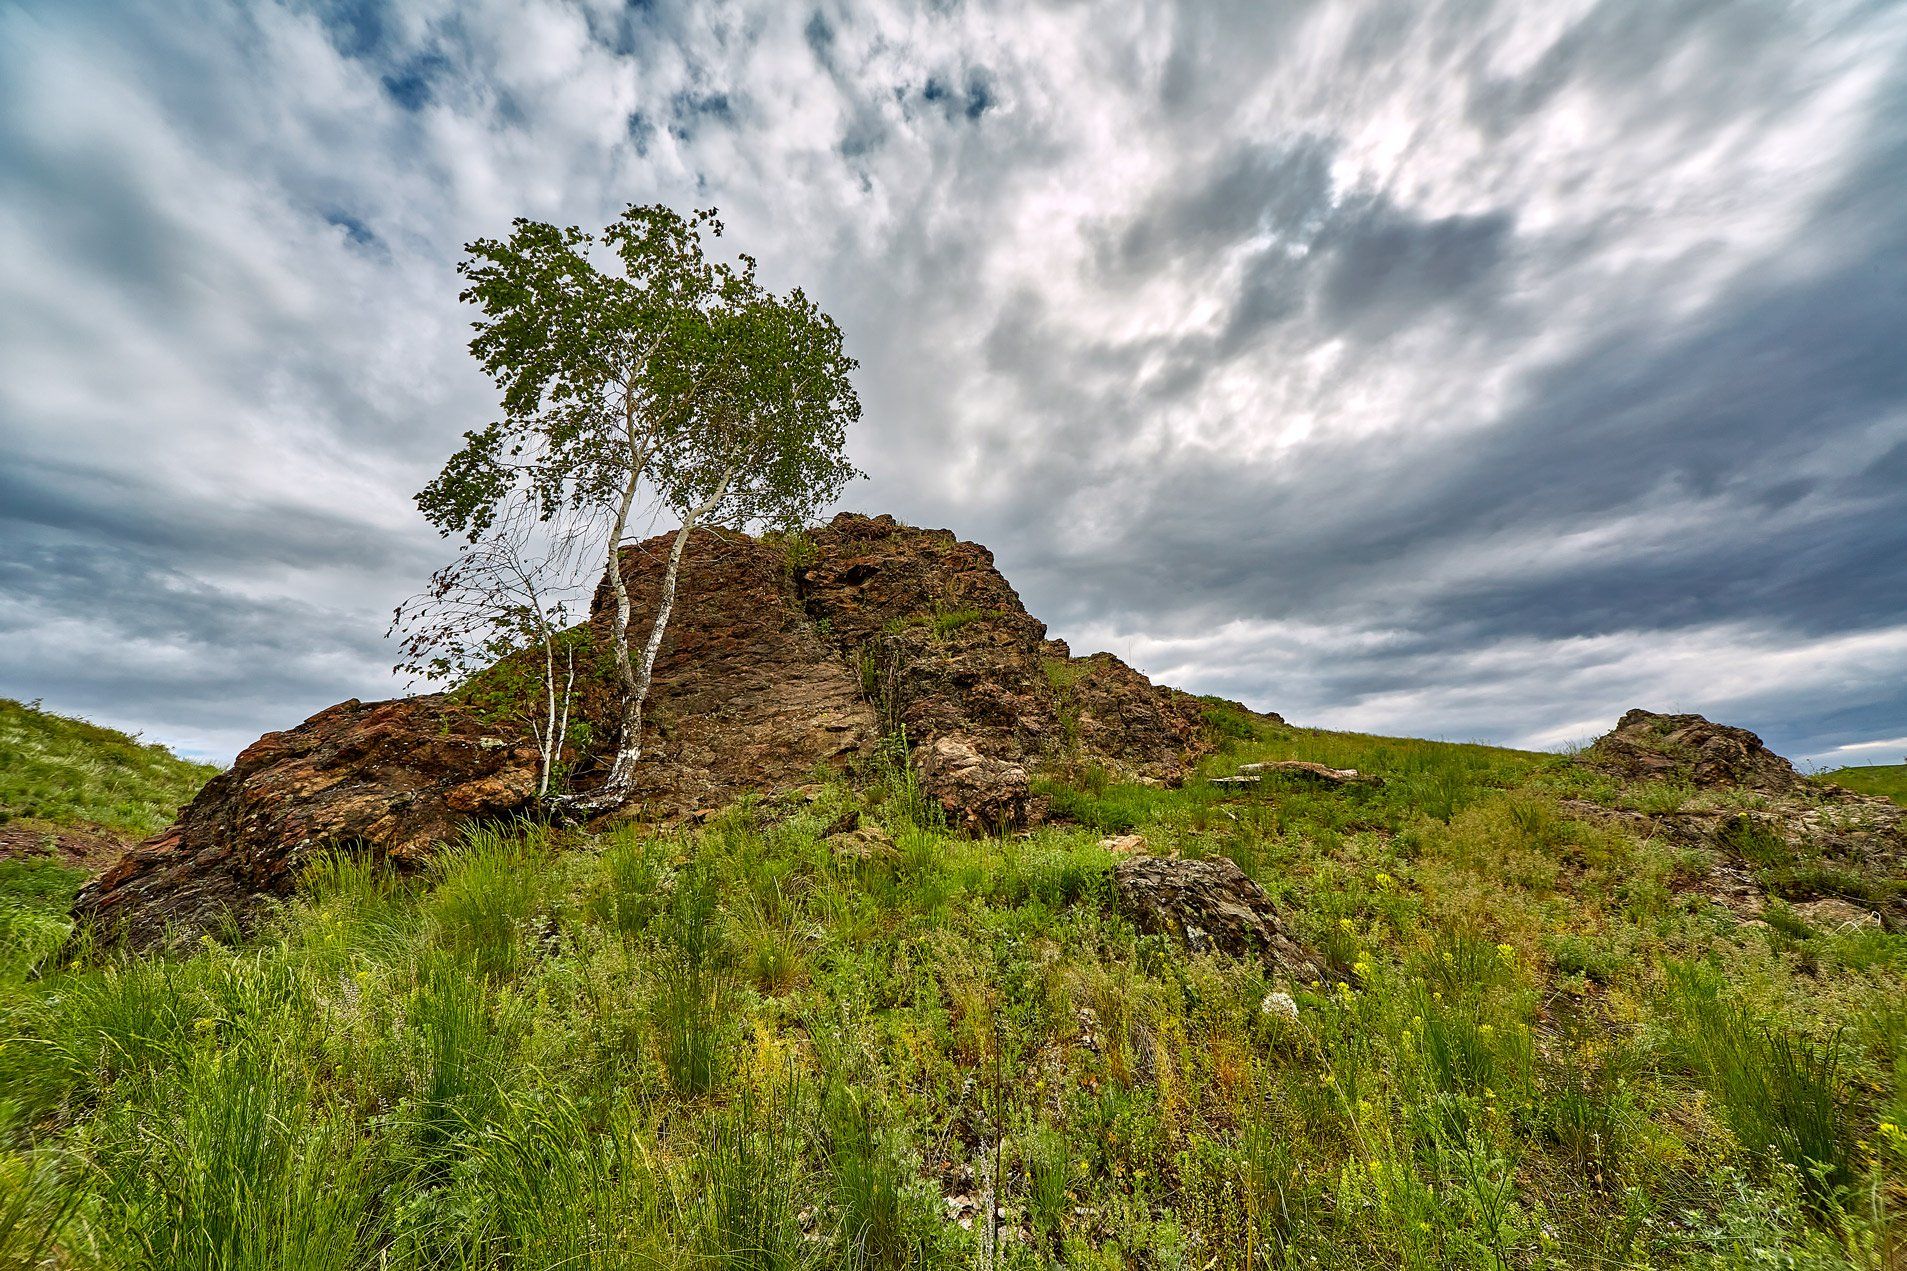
[1,718,1902,1267]
[0,697,218,837]
[0,699,218,925]
[1820,764,1907,808]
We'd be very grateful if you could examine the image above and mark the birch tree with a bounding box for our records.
[390,495,590,797]
[414,204,859,808]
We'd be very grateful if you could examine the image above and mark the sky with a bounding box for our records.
[2,0,1905,768]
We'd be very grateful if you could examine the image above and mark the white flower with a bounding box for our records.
[1260,991,1299,1021]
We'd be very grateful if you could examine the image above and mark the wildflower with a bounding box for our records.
[1375,872,1393,888]
[1261,991,1300,1022]
[1479,1024,1494,1037]
[1338,918,1356,931]
[1496,943,1515,960]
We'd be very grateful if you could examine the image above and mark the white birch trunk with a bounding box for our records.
[597,465,737,796]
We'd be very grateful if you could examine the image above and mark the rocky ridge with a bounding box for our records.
[76,513,1262,947]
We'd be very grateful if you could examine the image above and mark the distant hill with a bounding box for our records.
[1819,761,1907,806]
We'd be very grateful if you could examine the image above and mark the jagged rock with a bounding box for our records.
[1237,760,1382,787]
[579,528,883,814]
[798,514,1217,785]
[917,734,1030,834]
[73,696,539,949]
[1112,854,1322,980]
[1582,708,1807,793]
[1060,652,1210,784]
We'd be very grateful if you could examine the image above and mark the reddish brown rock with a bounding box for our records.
[75,513,1272,946]
[73,696,540,949]
[796,513,1221,809]
[577,528,882,815]
[0,819,131,874]
[1112,854,1322,981]
[1059,652,1210,783]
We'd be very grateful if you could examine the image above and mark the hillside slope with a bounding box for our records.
[0,698,216,920]
[1820,764,1907,808]
[3,711,1902,1267]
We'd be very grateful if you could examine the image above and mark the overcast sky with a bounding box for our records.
[3,0,1905,768]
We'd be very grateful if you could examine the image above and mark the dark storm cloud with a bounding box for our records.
[1,0,1903,769]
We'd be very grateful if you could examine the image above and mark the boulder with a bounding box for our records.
[917,734,1030,834]
[1582,709,1807,793]
[1112,854,1322,981]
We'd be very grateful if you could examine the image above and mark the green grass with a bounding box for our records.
[1819,764,1907,807]
[1,721,1902,1267]
[0,698,217,837]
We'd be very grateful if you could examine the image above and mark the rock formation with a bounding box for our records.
[76,513,1263,947]
[75,697,541,948]
[1571,708,1904,927]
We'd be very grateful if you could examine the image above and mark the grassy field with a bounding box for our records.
[0,717,1903,1267]
[1819,765,1907,808]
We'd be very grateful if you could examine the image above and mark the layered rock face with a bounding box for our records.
[1572,708,1905,927]
[75,697,541,948]
[77,513,1243,946]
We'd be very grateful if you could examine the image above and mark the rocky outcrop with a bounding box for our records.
[76,513,1259,947]
[1571,709,1906,927]
[794,513,1225,816]
[1112,854,1322,982]
[1582,709,1807,794]
[579,528,882,814]
[73,696,540,947]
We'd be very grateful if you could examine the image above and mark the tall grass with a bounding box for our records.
[90,1046,379,1271]
[1667,964,1853,1209]
[0,727,1897,1267]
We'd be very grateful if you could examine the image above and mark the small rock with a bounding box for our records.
[1790,897,1882,931]
[828,824,896,861]
[1236,760,1382,787]
[1097,833,1148,855]
[1209,775,1262,789]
